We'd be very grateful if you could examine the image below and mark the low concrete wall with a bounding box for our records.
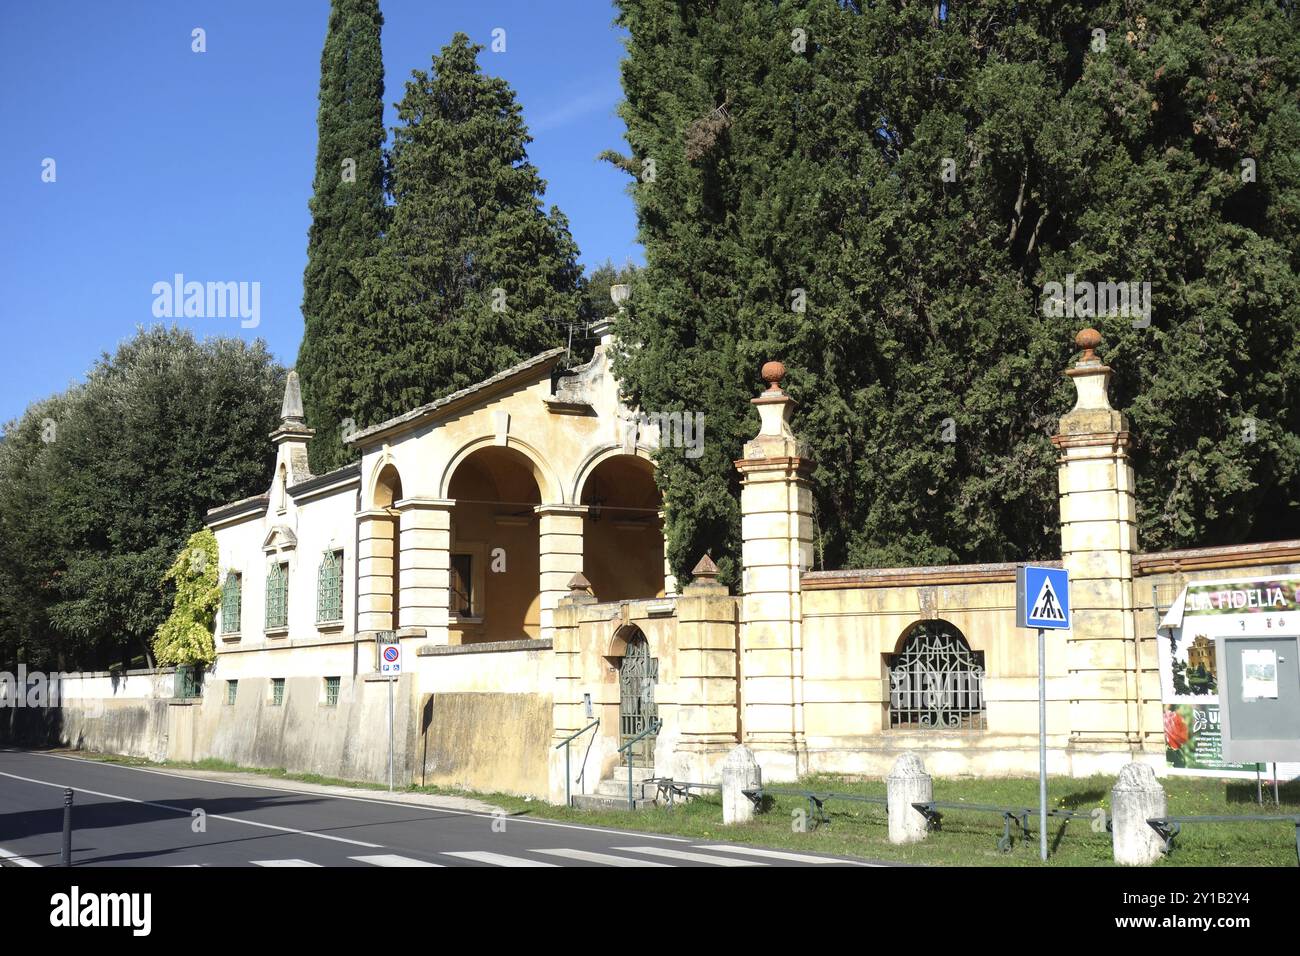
[0,668,177,761]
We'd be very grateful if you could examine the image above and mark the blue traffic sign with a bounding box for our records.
[1017,566,1070,630]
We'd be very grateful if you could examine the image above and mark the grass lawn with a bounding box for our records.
[76,751,1299,866]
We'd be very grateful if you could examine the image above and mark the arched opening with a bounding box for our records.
[885,620,986,731]
[579,455,664,602]
[447,446,542,644]
[616,625,657,767]
[374,464,403,630]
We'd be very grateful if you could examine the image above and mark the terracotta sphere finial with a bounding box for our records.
[1075,327,1102,363]
[761,360,786,392]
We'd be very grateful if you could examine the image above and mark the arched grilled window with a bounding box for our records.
[886,620,986,730]
[220,572,242,634]
[317,550,343,624]
[265,561,289,631]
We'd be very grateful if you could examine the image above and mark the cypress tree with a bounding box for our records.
[607,0,1300,582]
[349,34,582,425]
[296,0,388,473]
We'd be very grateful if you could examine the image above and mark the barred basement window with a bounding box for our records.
[886,620,986,731]
[226,680,238,706]
[317,550,343,624]
[221,572,242,634]
[324,676,340,707]
[265,561,288,631]
[271,678,285,707]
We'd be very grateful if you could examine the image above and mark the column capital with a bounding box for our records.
[394,497,456,511]
[534,503,589,517]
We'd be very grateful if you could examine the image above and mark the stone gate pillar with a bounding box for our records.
[395,498,453,646]
[672,555,740,782]
[734,361,815,781]
[1051,329,1152,774]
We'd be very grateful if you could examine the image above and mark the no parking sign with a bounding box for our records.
[377,631,402,675]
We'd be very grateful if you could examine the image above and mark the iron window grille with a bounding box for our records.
[324,676,340,707]
[265,561,288,631]
[317,550,343,624]
[226,680,238,706]
[271,678,285,707]
[886,621,986,731]
[450,553,473,616]
[221,572,242,634]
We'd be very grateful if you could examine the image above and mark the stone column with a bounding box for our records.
[721,744,762,825]
[1111,762,1167,865]
[672,555,741,783]
[395,498,453,646]
[356,509,396,632]
[1051,329,1148,774]
[734,361,815,782]
[549,574,598,804]
[887,753,933,844]
[536,504,587,642]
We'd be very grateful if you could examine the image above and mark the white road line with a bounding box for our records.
[350,854,442,867]
[443,851,558,867]
[0,768,383,849]
[0,845,42,867]
[252,859,322,867]
[612,846,766,866]
[11,750,693,843]
[533,848,672,867]
[693,844,864,865]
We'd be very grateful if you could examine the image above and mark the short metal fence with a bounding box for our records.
[1147,814,1300,866]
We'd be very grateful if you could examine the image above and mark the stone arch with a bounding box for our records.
[369,459,404,510]
[571,443,656,504]
[606,622,650,660]
[439,435,563,504]
[579,452,665,602]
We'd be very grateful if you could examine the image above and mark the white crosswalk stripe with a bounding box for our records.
[350,854,442,867]
[612,846,766,866]
[443,850,558,867]
[533,848,672,867]
[692,845,855,865]
[252,859,322,867]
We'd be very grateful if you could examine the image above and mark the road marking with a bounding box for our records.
[0,768,383,848]
[443,851,558,867]
[692,844,859,865]
[612,846,766,866]
[10,751,693,844]
[350,854,442,867]
[252,859,322,867]
[0,845,41,867]
[533,848,671,867]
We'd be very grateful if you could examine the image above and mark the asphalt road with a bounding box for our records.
[0,749,877,868]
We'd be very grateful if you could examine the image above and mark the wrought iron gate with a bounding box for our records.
[619,634,658,765]
[887,621,986,730]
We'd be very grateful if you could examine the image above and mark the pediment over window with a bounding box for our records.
[262,525,298,553]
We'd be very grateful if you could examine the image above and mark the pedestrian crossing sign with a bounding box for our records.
[1016,566,1070,630]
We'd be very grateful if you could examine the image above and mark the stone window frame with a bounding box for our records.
[316,549,345,628]
[265,560,289,635]
[220,570,242,638]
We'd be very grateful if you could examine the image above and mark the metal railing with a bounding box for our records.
[1147,814,1300,866]
[911,801,1106,853]
[744,787,888,830]
[644,778,721,808]
[616,718,661,809]
[553,719,599,808]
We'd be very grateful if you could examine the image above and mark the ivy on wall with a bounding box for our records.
[152,529,220,667]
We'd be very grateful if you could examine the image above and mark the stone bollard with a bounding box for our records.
[887,752,933,844]
[1111,762,1167,866]
[721,744,762,825]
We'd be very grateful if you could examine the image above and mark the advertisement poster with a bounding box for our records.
[1157,576,1300,777]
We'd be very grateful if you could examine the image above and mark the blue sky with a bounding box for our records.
[0,0,639,427]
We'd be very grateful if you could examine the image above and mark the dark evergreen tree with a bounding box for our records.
[349,34,583,425]
[606,0,1300,583]
[296,0,388,473]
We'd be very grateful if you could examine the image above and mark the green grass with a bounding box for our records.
[76,750,1298,866]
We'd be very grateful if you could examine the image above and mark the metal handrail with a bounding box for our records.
[1148,814,1300,866]
[553,719,599,808]
[616,718,662,809]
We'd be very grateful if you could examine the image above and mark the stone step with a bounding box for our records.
[595,772,658,799]
[570,792,656,812]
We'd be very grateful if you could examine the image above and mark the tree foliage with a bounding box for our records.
[152,529,220,666]
[0,327,284,671]
[607,0,1300,582]
[296,0,388,473]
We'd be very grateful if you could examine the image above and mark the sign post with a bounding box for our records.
[1016,565,1071,862]
[376,631,403,792]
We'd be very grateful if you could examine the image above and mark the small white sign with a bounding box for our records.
[378,634,402,676]
[1241,648,1278,699]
